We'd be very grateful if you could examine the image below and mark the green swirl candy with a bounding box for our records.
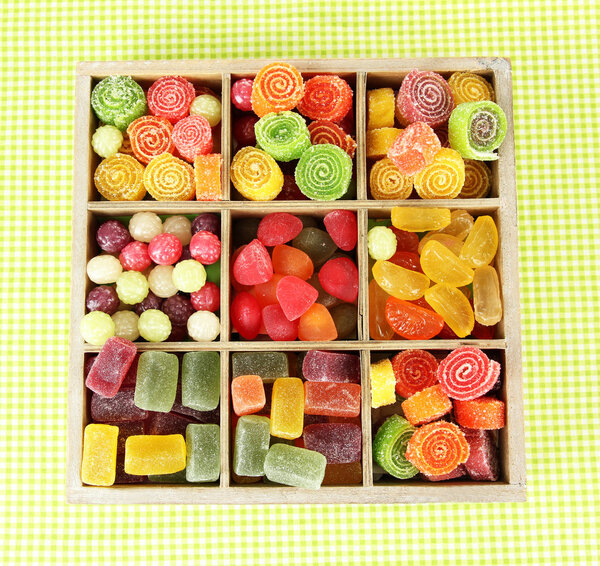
[91,76,148,131]
[372,415,419,479]
[254,111,311,162]
[295,143,352,200]
[448,101,507,161]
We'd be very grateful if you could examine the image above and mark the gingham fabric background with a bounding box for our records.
[1,1,599,564]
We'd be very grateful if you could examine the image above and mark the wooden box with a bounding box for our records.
[68,58,525,504]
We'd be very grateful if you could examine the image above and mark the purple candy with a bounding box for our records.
[90,390,147,423]
[145,411,195,435]
[302,350,361,384]
[86,285,120,315]
[162,295,195,326]
[192,213,220,238]
[96,220,132,253]
[134,290,163,315]
[303,423,362,464]
[180,245,193,261]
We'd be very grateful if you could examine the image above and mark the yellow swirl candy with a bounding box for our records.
[369,158,413,200]
[414,148,465,199]
[460,159,492,198]
[143,153,195,201]
[448,72,495,105]
[94,153,146,201]
[230,146,283,201]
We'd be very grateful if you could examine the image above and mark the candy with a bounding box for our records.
[272,245,314,280]
[232,375,266,416]
[137,308,171,342]
[454,397,505,429]
[462,428,499,480]
[370,358,396,408]
[292,227,337,267]
[171,115,213,162]
[368,226,397,261]
[189,283,219,313]
[134,351,178,412]
[86,254,122,285]
[80,311,115,345]
[295,144,352,201]
[366,127,402,160]
[255,111,311,161]
[385,297,445,340]
[257,213,303,247]
[118,131,134,156]
[147,469,188,484]
[401,384,452,426]
[392,350,438,398]
[389,250,423,273]
[434,125,450,148]
[420,240,474,286]
[191,213,220,237]
[387,122,442,176]
[318,257,359,302]
[459,215,498,268]
[432,209,474,241]
[233,238,273,285]
[448,101,507,160]
[194,153,222,201]
[232,352,289,381]
[182,424,219,483]
[271,378,304,439]
[86,285,119,315]
[330,303,357,339]
[303,423,361,464]
[124,434,186,475]
[391,206,451,232]
[91,76,147,130]
[148,265,177,298]
[90,388,147,422]
[92,125,124,158]
[309,273,340,309]
[111,310,140,340]
[461,159,492,198]
[187,310,220,341]
[422,464,467,482]
[414,148,465,199]
[146,411,194,436]
[308,120,356,158]
[391,227,420,254]
[189,230,221,265]
[302,350,360,383]
[129,211,163,243]
[298,303,338,341]
[253,273,283,308]
[372,415,419,479]
[143,153,195,201]
[181,351,220,411]
[94,153,146,201]
[262,304,299,341]
[231,78,254,112]
[162,295,194,326]
[473,265,502,326]
[448,72,495,105]
[147,76,195,123]
[367,88,395,130]
[417,233,463,257]
[322,462,362,485]
[231,291,262,339]
[369,158,413,200]
[161,216,192,247]
[251,62,304,117]
[233,415,271,476]
[147,232,181,265]
[189,94,222,127]
[81,424,119,486]
[424,283,474,338]
[231,147,283,201]
[369,279,395,340]
[276,275,318,321]
[126,115,174,164]
[96,220,132,254]
[297,75,352,122]
[372,260,430,300]
[264,443,326,489]
[172,260,206,293]
[396,70,454,127]
[116,271,149,305]
[323,210,357,251]
[233,115,259,147]
[304,382,361,418]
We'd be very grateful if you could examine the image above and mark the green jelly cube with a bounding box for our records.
[264,443,327,489]
[182,352,220,411]
[134,351,179,412]
[232,352,289,383]
[233,415,271,477]
[186,424,220,483]
[148,469,188,483]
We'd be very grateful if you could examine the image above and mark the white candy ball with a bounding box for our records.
[129,212,163,243]
[87,254,123,284]
[187,311,220,342]
[162,215,192,246]
[148,265,178,298]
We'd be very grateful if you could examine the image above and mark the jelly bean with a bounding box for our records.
[232,374,266,416]
[257,212,303,246]
[330,303,357,339]
[91,76,147,130]
[81,424,118,486]
[272,244,314,280]
[147,76,194,123]
[385,296,445,340]
[231,78,254,112]
[292,227,337,267]
[323,210,357,252]
[252,273,284,308]
[318,257,359,303]
[298,303,338,341]
[459,215,498,268]
[271,378,304,440]
[297,75,353,122]
[231,291,262,340]
[251,62,304,117]
[420,240,474,286]
[424,283,475,338]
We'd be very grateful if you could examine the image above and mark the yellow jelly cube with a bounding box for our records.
[372,260,430,301]
[459,215,498,268]
[124,434,186,475]
[370,358,396,408]
[367,88,395,130]
[424,283,475,338]
[391,207,451,232]
[366,127,402,160]
[271,378,304,439]
[81,423,118,486]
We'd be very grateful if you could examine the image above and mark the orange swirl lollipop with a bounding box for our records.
[143,153,195,201]
[127,115,174,164]
[251,62,304,117]
[297,75,353,122]
[308,120,356,158]
[94,153,146,201]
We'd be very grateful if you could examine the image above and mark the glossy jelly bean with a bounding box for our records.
[459,215,498,268]
[231,291,262,339]
[391,207,451,232]
[292,227,337,267]
[330,303,357,339]
[323,210,357,251]
[272,244,314,280]
[257,212,303,246]
[276,275,318,321]
[233,239,273,286]
[372,260,430,300]
[262,304,299,341]
[385,296,445,340]
[298,303,338,341]
[473,265,502,325]
[318,257,359,303]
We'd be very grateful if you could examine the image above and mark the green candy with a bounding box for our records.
[91,75,148,131]
[255,111,311,161]
[233,415,271,477]
[182,352,220,412]
[448,101,507,161]
[186,424,220,483]
[264,443,326,489]
[134,351,178,413]
[295,144,352,201]
[372,415,419,479]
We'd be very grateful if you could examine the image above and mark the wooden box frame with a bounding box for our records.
[68,58,525,504]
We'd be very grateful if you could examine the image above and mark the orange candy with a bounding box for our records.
[387,122,441,176]
[297,75,353,122]
[231,374,266,416]
[298,303,338,341]
[251,62,304,117]
[401,384,452,426]
[454,397,505,430]
[252,273,284,308]
[194,153,222,201]
[272,245,314,280]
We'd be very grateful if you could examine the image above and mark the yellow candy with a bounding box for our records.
[370,358,396,408]
[367,88,395,130]
[391,207,451,232]
[271,378,304,440]
[81,424,118,486]
[94,153,146,201]
[420,240,474,286]
[124,434,186,475]
[448,72,495,105]
[418,233,464,256]
[230,147,283,201]
[369,158,413,200]
[424,283,474,338]
[459,215,498,267]
[429,209,474,241]
[473,265,503,326]
[372,260,430,300]
[414,148,465,199]
[461,159,492,198]
[143,153,195,201]
[366,127,402,160]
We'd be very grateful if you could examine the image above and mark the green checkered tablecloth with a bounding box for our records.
[1,1,599,564]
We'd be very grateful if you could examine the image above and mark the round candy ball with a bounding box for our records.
[233,115,258,147]
[172,259,206,293]
[367,226,398,261]
[190,281,220,312]
[91,125,123,158]
[138,309,172,342]
[119,241,151,272]
[189,231,221,265]
[162,215,192,246]
[80,311,115,345]
[116,271,149,305]
[191,213,220,237]
[231,78,253,112]
[112,310,140,341]
[147,265,178,298]
[148,232,183,265]
[134,290,162,315]
[187,310,220,342]
[128,212,163,243]
[87,254,123,285]
[86,285,120,315]
[162,295,195,326]
[96,220,132,253]
[190,94,222,127]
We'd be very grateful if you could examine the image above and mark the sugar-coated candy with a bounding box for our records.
[308,120,356,158]
[391,206,451,232]
[233,238,273,285]
[184,424,220,483]
[392,350,438,398]
[369,279,395,340]
[448,101,507,160]
[90,389,147,422]
[330,303,357,339]
[318,257,359,302]
[233,115,259,147]
[126,115,174,164]
[461,159,492,198]
[181,351,220,411]
[231,146,283,201]
[255,111,311,162]
[295,144,352,201]
[231,292,262,339]
[231,78,253,112]
[304,423,361,464]
[129,212,163,243]
[462,428,499,480]
[253,273,283,308]
[161,295,194,326]
[144,153,195,201]
[162,215,192,246]
[262,304,299,341]
[171,260,206,293]
[420,240,474,286]
[232,352,289,381]
[80,311,115,345]
[94,153,146,201]
[366,127,402,160]
[322,462,362,485]
[297,75,352,122]
[81,424,119,486]
[92,125,124,158]
[96,220,132,253]
[369,158,413,200]
[264,443,326,489]
[251,62,304,117]
[233,415,271,476]
[116,271,149,305]
[372,415,418,479]
[401,384,452,426]
[459,215,498,268]
[232,375,266,416]
[387,122,441,176]
[272,245,313,280]
[137,308,171,342]
[434,125,450,148]
[292,227,337,267]
[86,285,119,315]
[298,303,337,341]
[146,411,194,436]
[147,469,189,484]
[193,153,221,201]
[372,260,429,300]
[473,265,502,326]
[91,76,147,131]
[448,72,495,105]
[454,397,505,430]
[414,148,465,199]
[189,230,221,265]
[385,296,445,340]
[368,226,397,261]
[85,337,136,397]
[134,351,178,412]
[271,378,304,439]
[367,88,395,130]
[257,213,303,247]
[422,463,467,482]
[302,350,360,384]
[113,421,145,455]
[187,310,220,341]
[276,276,318,321]
[172,115,213,162]
[189,94,221,127]
[112,311,140,341]
[424,283,474,338]
[370,358,396,408]
[304,382,361,418]
[323,210,357,252]
[87,254,122,285]
[124,434,186,475]
[148,265,177,298]
[147,76,194,123]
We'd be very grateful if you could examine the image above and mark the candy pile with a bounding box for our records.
[371,347,504,481]
[367,70,506,199]
[231,62,355,201]
[80,212,222,344]
[81,340,221,485]
[368,207,502,339]
[230,350,362,489]
[91,75,222,201]
[230,211,358,341]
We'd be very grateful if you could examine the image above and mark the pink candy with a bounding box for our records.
[85,337,137,398]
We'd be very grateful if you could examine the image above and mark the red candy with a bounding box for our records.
[171,115,213,162]
[297,75,353,122]
[276,275,318,321]
[233,115,259,147]
[262,304,299,341]
[308,120,357,158]
[304,382,361,418]
[318,257,359,303]
[147,76,195,123]
[233,239,273,286]
[302,350,360,384]
[85,337,137,398]
[231,291,262,340]
[190,281,220,312]
[390,227,420,254]
[462,428,499,481]
[385,297,445,340]
[231,78,254,112]
[388,250,423,273]
[323,210,357,251]
[275,175,307,200]
[189,230,221,265]
[148,232,183,265]
[257,212,303,246]
[119,241,152,272]
[392,349,439,398]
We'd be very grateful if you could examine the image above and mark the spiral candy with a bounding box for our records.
[414,148,465,199]
[392,350,438,399]
[448,72,495,105]
[372,415,419,480]
[171,115,213,162]
[251,62,304,117]
[91,76,147,131]
[387,122,441,176]
[94,153,146,201]
[118,131,135,156]
[127,115,174,164]
[231,146,283,201]
[460,159,492,198]
[147,76,195,123]
[295,144,352,201]
[369,158,413,200]
[143,153,195,201]
[297,75,353,122]
[254,111,311,161]
[308,120,356,158]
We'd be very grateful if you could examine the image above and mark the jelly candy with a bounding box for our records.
[85,337,137,398]
[372,415,418,479]
[86,285,119,315]
[473,265,502,325]
[262,304,299,341]
[297,75,352,122]
[322,462,362,485]
[369,279,395,340]
[448,72,495,105]
[257,212,303,246]
[414,148,465,199]
[318,257,359,303]
[253,273,284,308]
[127,115,174,164]
[390,227,420,254]
[417,233,463,257]
[388,250,423,273]
[187,310,220,341]
[293,227,337,267]
[92,125,124,158]
[323,210,357,251]
[420,240,474,286]
[231,292,262,340]
[124,434,186,475]
[91,76,147,130]
[194,153,222,201]
[91,389,147,423]
[434,125,450,148]
[308,120,356,158]
[231,352,289,381]
[271,378,304,439]
[385,297,445,340]
[233,239,273,285]
[459,215,498,268]
[298,303,338,341]
[330,303,357,339]
[134,351,179,412]
[231,78,253,112]
[461,159,492,198]
[304,382,361,417]
[372,260,429,300]
[424,283,475,338]
[147,469,189,484]
[401,384,452,426]
[186,424,220,482]
[264,443,326,489]
[145,411,194,436]
[392,349,438,398]
[233,115,259,147]
[251,62,304,117]
[391,206,451,232]
[454,397,505,430]
[254,111,311,161]
[147,76,195,123]
[308,273,340,309]
[96,220,132,253]
[366,127,402,160]
[431,209,474,241]
[302,350,360,383]
[94,153,146,201]
[368,226,397,261]
[182,351,220,412]
[276,275,318,321]
[143,153,195,201]
[232,375,266,416]
[81,424,118,486]
[369,158,413,200]
[272,244,314,280]
[80,311,115,345]
[303,423,361,464]
[295,144,352,201]
[388,122,441,176]
[370,358,396,408]
[231,146,283,201]
[462,428,499,480]
[367,88,395,130]
[422,464,466,482]
[276,174,307,200]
